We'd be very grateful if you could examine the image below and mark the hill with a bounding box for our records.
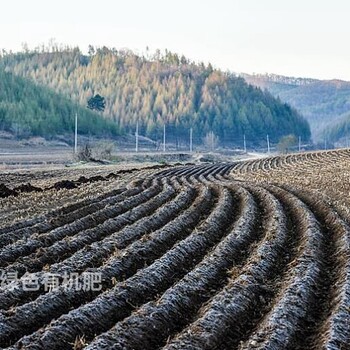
[0,46,310,146]
[323,111,350,143]
[243,73,350,141]
[0,69,118,139]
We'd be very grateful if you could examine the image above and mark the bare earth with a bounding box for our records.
[0,148,349,349]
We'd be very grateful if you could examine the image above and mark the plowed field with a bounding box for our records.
[0,150,349,349]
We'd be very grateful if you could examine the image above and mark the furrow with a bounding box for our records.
[84,185,259,350]
[162,185,291,350]
[238,186,326,350]
[0,186,145,250]
[0,185,212,347]
[2,183,177,276]
[0,184,196,310]
[0,184,162,266]
[9,186,231,349]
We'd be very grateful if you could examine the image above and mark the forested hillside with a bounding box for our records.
[324,111,350,143]
[0,46,310,145]
[243,73,350,141]
[0,69,118,138]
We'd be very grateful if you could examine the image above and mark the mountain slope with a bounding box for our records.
[243,73,350,141]
[324,111,350,143]
[0,47,311,145]
[0,69,118,139]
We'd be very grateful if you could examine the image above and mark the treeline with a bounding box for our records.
[0,45,311,144]
[242,73,318,87]
[0,69,118,138]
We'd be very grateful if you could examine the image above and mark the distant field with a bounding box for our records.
[0,149,349,349]
[0,137,73,170]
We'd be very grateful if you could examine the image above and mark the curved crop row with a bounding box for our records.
[10,186,235,349]
[1,186,214,346]
[0,183,197,311]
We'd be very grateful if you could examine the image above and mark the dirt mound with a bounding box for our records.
[50,180,78,190]
[0,183,17,198]
[16,183,43,193]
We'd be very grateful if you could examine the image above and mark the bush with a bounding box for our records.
[277,134,297,154]
[76,143,93,161]
[92,141,115,161]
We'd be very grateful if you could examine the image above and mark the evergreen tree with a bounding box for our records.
[87,94,106,112]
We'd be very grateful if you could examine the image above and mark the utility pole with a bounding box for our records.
[135,122,139,153]
[298,136,301,152]
[324,137,327,150]
[211,131,215,151]
[243,134,247,153]
[267,134,270,154]
[190,128,193,153]
[74,112,78,154]
[163,124,166,152]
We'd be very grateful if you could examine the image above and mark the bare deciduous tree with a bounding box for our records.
[203,131,219,151]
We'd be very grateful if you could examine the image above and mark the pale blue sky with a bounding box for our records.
[1,0,349,80]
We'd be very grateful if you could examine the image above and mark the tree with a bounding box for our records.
[203,131,219,151]
[87,94,106,112]
[277,134,297,154]
[88,45,95,56]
